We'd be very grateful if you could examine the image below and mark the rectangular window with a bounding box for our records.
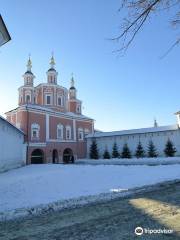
[67,130,70,139]
[46,95,51,105]
[58,97,62,106]
[33,130,37,138]
[57,129,62,139]
[66,127,71,140]
[78,131,84,140]
[76,105,81,113]
[31,124,40,140]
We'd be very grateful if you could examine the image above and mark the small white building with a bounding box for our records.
[0,115,26,172]
[86,112,180,158]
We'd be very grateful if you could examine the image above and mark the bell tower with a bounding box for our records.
[18,56,35,105]
[68,75,82,114]
[47,53,58,84]
[23,56,35,86]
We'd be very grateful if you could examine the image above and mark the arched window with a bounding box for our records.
[57,124,63,139]
[78,128,84,140]
[26,95,30,103]
[31,123,40,140]
[57,96,63,106]
[66,125,71,140]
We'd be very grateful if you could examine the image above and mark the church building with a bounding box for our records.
[5,56,94,164]
[5,55,180,163]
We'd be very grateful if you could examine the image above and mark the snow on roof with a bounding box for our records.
[0,115,24,135]
[86,124,179,138]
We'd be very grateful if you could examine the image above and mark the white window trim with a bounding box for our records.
[45,94,52,105]
[31,123,40,140]
[57,124,63,139]
[78,128,84,140]
[57,95,63,106]
[66,125,72,140]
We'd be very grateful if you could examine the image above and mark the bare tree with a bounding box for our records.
[112,0,180,55]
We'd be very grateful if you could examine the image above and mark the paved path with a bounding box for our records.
[0,182,180,240]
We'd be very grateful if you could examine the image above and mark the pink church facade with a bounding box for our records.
[5,56,94,164]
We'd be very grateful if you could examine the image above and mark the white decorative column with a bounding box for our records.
[73,119,76,140]
[46,113,49,141]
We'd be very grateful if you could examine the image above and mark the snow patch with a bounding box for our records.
[76,157,180,165]
[0,164,180,221]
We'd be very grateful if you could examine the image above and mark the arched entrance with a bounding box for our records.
[63,148,74,163]
[52,149,58,163]
[31,149,44,164]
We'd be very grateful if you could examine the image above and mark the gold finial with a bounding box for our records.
[71,73,75,87]
[27,54,32,71]
[50,51,55,68]
[154,118,158,127]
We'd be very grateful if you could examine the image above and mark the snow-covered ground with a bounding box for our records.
[76,157,180,165]
[0,164,180,215]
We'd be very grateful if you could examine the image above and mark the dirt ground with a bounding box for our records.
[0,181,180,240]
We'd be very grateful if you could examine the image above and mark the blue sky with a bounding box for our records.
[0,0,180,131]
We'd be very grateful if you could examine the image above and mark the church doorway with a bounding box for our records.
[52,149,58,163]
[31,149,44,164]
[63,148,74,163]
